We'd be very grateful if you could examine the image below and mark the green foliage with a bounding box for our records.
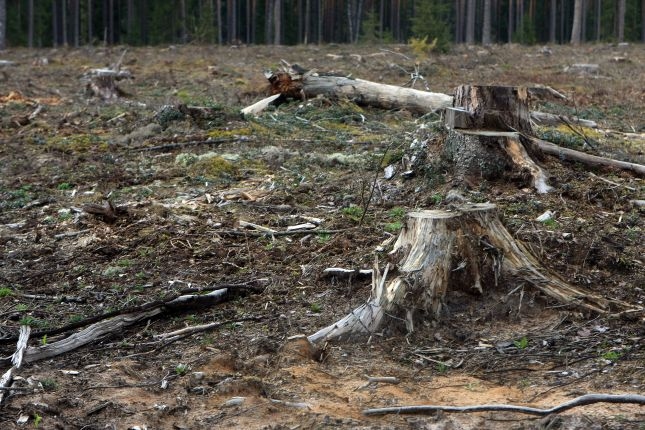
[40,378,58,392]
[57,182,72,190]
[410,0,451,53]
[602,350,621,362]
[310,303,322,313]
[388,207,406,221]
[513,13,537,45]
[19,316,36,326]
[342,205,364,222]
[33,413,42,428]
[514,336,529,350]
[0,287,13,298]
[384,221,403,232]
[317,233,331,244]
[408,35,438,57]
[41,335,48,346]
[175,363,190,375]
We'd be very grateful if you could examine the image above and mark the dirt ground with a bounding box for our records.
[0,43,644,429]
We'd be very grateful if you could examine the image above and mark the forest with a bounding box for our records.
[1,0,645,50]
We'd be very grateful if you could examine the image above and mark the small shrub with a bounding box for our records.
[0,287,13,297]
[342,205,364,222]
[514,336,529,350]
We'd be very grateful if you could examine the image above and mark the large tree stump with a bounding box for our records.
[308,204,622,345]
[444,85,552,193]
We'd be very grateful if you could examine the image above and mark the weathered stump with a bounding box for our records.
[444,85,552,193]
[309,204,613,344]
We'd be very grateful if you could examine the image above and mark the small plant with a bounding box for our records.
[317,233,331,244]
[116,259,133,267]
[175,363,189,376]
[41,335,48,346]
[19,316,36,326]
[16,303,29,311]
[33,413,42,428]
[57,182,72,190]
[542,218,558,229]
[40,378,58,391]
[342,205,364,222]
[431,194,442,205]
[514,336,529,350]
[408,35,438,57]
[601,350,621,362]
[384,221,403,232]
[310,303,322,313]
[0,287,13,297]
[388,207,406,220]
[435,362,448,373]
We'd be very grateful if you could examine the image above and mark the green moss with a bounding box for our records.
[188,155,239,179]
[47,133,107,152]
[207,127,252,139]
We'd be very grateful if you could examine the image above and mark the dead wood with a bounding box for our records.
[0,287,249,365]
[309,204,634,345]
[0,326,30,404]
[530,111,597,128]
[266,71,453,114]
[445,85,553,193]
[363,393,645,417]
[530,136,645,177]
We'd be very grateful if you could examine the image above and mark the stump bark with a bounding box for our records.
[444,85,552,193]
[309,204,616,344]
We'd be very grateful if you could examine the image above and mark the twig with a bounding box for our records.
[215,228,350,237]
[131,136,247,152]
[363,393,645,417]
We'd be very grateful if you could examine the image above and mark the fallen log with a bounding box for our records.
[266,71,453,114]
[530,136,645,177]
[308,204,623,344]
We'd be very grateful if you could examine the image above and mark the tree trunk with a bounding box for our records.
[617,0,625,42]
[0,0,5,50]
[27,0,34,48]
[550,0,557,43]
[273,0,281,44]
[595,0,601,41]
[571,0,583,44]
[87,0,93,44]
[507,0,513,42]
[482,0,492,45]
[309,204,613,344]
[465,0,475,44]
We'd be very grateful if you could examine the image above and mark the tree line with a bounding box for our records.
[1,0,644,50]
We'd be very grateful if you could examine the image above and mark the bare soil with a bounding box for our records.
[0,43,644,429]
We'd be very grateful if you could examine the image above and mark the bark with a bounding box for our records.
[465,0,475,44]
[27,0,34,48]
[267,72,453,114]
[0,0,4,50]
[550,0,557,43]
[507,0,513,42]
[617,0,625,42]
[531,137,645,177]
[482,0,492,45]
[273,0,281,44]
[87,0,93,44]
[571,0,583,44]
[309,204,613,344]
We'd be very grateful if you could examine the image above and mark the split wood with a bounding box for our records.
[363,393,645,417]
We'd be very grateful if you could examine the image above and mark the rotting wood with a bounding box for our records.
[0,325,30,405]
[0,288,245,365]
[363,393,645,417]
[308,204,635,345]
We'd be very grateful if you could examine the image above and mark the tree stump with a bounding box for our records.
[444,85,552,193]
[309,204,617,345]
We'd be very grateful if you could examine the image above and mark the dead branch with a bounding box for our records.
[363,393,645,417]
[530,136,645,177]
[0,325,30,404]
